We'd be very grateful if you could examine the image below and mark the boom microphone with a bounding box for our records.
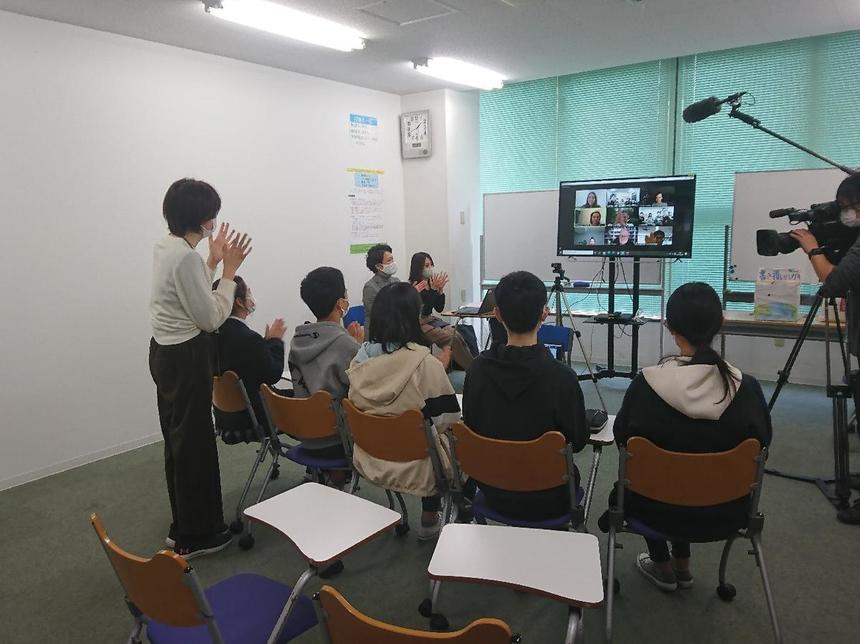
[682,91,747,123]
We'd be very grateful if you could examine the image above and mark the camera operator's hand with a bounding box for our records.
[790,229,819,254]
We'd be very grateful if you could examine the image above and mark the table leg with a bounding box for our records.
[267,566,318,644]
[583,446,602,526]
[564,606,583,644]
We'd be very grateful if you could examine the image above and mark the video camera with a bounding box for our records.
[756,200,859,265]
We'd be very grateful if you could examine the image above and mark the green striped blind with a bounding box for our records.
[481,30,860,316]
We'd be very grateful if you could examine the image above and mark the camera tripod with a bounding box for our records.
[549,267,608,414]
[767,292,860,509]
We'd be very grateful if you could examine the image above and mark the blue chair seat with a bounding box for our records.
[286,444,350,470]
[472,488,584,530]
[147,573,316,643]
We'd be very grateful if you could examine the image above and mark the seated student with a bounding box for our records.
[462,270,589,521]
[611,282,772,592]
[213,276,288,444]
[409,251,476,369]
[362,243,399,334]
[289,267,363,481]
[347,282,459,540]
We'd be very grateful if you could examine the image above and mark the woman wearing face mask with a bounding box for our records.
[149,178,251,559]
[791,174,860,524]
[409,252,476,369]
[603,282,772,591]
[212,276,289,444]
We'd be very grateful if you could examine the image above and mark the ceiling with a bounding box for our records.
[2,0,859,95]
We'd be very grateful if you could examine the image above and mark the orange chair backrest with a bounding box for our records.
[318,585,513,644]
[625,437,761,507]
[453,423,568,492]
[90,513,202,627]
[260,387,339,441]
[212,371,247,413]
[342,399,429,462]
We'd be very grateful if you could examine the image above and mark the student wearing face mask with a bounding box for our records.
[409,251,476,369]
[149,178,252,559]
[363,244,400,335]
[212,276,289,444]
[791,174,860,525]
[289,267,364,483]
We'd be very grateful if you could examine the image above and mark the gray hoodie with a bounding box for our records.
[288,321,360,400]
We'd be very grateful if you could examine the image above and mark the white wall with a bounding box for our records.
[400,91,451,285]
[401,89,480,308]
[0,11,405,490]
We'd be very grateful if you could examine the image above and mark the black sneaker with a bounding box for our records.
[174,531,233,560]
[837,499,860,525]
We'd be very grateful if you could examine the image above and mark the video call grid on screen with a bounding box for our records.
[557,175,695,258]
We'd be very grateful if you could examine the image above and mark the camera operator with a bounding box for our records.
[790,174,860,524]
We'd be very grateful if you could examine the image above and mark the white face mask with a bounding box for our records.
[381,262,398,277]
[245,298,256,315]
[840,208,860,227]
[422,267,433,279]
[339,298,349,316]
[201,220,216,237]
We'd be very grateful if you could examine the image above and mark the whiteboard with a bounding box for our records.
[731,168,847,283]
[483,190,664,284]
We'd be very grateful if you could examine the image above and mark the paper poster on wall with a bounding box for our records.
[347,167,385,254]
[349,113,378,147]
[754,268,801,321]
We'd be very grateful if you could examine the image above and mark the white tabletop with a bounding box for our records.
[588,414,616,446]
[428,524,604,607]
[244,483,401,566]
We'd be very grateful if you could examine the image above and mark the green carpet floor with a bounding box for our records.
[1,379,857,643]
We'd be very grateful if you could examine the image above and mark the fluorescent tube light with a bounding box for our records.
[204,1,366,52]
[412,57,505,90]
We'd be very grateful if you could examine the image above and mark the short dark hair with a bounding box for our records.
[368,282,426,352]
[654,229,665,239]
[213,275,247,316]
[409,251,433,283]
[300,267,346,319]
[836,175,860,206]
[366,244,392,273]
[494,271,547,333]
[163,178,221,236]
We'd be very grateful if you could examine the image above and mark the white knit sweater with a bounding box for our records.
[150,235,235,345]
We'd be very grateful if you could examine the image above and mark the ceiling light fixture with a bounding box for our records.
[412,57,506,91]
[202,1,366,52]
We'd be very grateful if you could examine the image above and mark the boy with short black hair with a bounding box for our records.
[362,243,399,334]
[462,270,588,521]
[289,267,364,479]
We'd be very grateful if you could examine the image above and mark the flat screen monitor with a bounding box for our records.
[557,175,696,258]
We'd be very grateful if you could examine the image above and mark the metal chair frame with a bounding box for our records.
[605,438,781,643]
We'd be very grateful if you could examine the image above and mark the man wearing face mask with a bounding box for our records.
[791,174,860,524]
[212,276,289,444]
[362,243,400,335]
[289,267,364,484]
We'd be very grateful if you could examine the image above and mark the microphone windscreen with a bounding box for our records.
[682,97,720,123]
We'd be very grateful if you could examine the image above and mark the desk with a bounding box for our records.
[427,523,603,643]
[244,483,401,644]
[720,310,831,342]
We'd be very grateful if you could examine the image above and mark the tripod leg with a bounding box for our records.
[768,294,822,411]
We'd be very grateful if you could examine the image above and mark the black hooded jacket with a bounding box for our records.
[462,343,588,520]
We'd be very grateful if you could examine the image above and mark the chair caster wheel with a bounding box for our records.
[418,598,433,618]
[270,464,280,480]
[394,523,410,537]
[717,583,736,601]
[229,520,244,534]
[319,560,344,579]
[238,534,255,550]
[429,614,449,631]
[604,577,620,595]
